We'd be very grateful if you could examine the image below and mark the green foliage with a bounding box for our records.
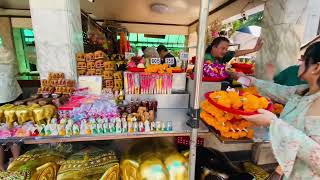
[231,11,264,34]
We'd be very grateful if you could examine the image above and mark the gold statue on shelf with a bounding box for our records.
[0,104,14,123]
[33,105,56,125]
[121,139,189,180]
[57,146,119,180]
[6,148,66,180]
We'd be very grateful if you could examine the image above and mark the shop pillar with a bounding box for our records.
[302,0,320,44]
[255,0,309,79]
[0,17,14,50]
[29,0,84,80]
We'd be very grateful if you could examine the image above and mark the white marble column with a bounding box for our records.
[302,0,320,44]
[29,0,83,80]
[0,17,14,50]
[255,0,309,79]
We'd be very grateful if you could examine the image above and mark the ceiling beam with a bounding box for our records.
[188,0,237,26]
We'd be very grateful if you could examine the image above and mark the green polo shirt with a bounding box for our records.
[273,65,306,86]
[204,51,235,64]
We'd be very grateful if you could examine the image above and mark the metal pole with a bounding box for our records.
[189,0,210,179]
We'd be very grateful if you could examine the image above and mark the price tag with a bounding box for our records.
[150,58,161,64]
[180,52,189,60]
[125,52,135,60]
[165,57,175,65]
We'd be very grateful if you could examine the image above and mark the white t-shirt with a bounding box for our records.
[0,45,22,103]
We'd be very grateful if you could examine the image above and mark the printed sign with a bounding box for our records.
[180,52,189,60]
[165,57,175,65]
[150,58,161,64]
[78,76,102,95]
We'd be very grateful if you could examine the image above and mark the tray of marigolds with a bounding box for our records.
[200,89,273,143]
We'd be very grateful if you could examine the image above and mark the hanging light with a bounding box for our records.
[150,3,169,14]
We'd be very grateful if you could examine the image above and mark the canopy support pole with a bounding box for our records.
[188,0,210,179]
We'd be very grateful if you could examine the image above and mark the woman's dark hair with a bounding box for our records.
[205,37,230,54]
[302,42,320,85]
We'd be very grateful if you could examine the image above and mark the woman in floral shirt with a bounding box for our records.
[242,42,320,179]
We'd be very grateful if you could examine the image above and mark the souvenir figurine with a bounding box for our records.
[103,122,109,133]
[116,122,122,133]
[45,124,52,136]
[58,124,66,136]
[156,121,161,131]
[161,122,166,131]
[128,122,133,133]
[91,123,98,135]
[122,121,128,133]
[37,124,45,136]
[80,120,86,135]
[138,122,144,132]
[72,124,80,135]
[109,122,115,133]
[85,122,92,135]
[65,121,73,136]
[166,121,173,131]
[50,123,58,136]
[144,120,150,132]
[150,122,155,131]
[133,122,139,132]
[97,123,104,134]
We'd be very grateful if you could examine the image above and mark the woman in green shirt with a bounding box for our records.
[205,37,263,64]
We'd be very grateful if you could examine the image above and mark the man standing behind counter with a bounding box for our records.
[205,36,263,64]
[157,45,177,67]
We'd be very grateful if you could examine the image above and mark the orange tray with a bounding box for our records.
[204,91,273,115]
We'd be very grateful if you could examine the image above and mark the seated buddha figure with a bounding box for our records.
[121,139,189,180]
[6,148,66,180]
[57,146,119,180]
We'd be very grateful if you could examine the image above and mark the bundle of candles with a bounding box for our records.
[124,72,173,94]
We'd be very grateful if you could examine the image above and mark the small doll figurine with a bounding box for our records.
[144,120,150,132]
[58,124,66,136]
[109,122,115,133]
[65,119,73,136]
[122,121,128,133]
[138,122,145,132]
[116,121,122,133]
[150,121,156,131]
[128,122,133,133]
[45,124,52,136]
[103,122,109,133]
[133,122,139,132]
[97,123,104,134]
[80,120,86,135]
[50,123,58,136]
[72,124,80,135]
[85,122,92,135]
[91,123,98,135]
[156,121,161,131]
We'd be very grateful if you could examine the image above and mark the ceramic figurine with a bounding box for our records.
[167,121,173,131]
[128,122,133,133]
[133,122,139,132]
[103,122,109,133]
[65,122,72,136]
[58,124,66,136]
[45,124,52,136]
[122,121,128,133]
[72,124,80,135]
[80,120,86,135]
[91,123,98,135]
[144,120,150,132]
[150,122,155,131]
[50,123,58,136]
[96,123,103,134]
[161,122,166,131]
[138,122,144,132]
[109,122,115,133]
[85,122,92,135]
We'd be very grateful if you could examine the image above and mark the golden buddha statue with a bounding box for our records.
[57,146,119,180]
[120,139,189,180]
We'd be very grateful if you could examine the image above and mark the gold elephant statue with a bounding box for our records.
[120,139,189,180]
[0,104,14,123]
[57,146,119,180]
[33,105,56,125]
[6,148,66,180]
[4,105,26,128]
[15,104,40,125]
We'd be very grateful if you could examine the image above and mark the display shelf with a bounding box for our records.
[0,109,209,144]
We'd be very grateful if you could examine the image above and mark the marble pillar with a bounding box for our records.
[0,17,14,50]
[255,0,309,79]
[29,0,83,80]
[302,0,320,44]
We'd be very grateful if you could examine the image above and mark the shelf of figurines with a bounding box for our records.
[0,108,209,145]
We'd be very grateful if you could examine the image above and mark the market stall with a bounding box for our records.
[0,0,284,179]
